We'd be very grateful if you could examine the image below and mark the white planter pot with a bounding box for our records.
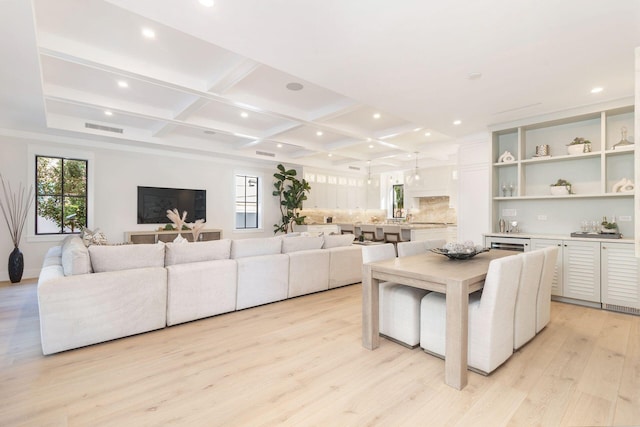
[567,144,588,155]
[550,185,569,196]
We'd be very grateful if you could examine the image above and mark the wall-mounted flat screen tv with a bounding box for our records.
[137,186,206,224]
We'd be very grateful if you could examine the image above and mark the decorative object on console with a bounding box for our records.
[550,179,572,195]
[613,126,634,149]
[611,178,635,193]
[0,174,34,283]
[498,150,515,163]
[166,208,187,234]
[189,219,206,241]
[567,137,592,155]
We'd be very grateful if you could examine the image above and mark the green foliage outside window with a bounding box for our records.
[36,156,88,234]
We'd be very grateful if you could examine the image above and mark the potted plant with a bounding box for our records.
[567,137,592,155]
[272,164,311,234]
[550,178,572,195]
[0,174,34,283]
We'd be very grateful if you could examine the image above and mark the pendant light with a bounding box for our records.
[367,161,372,185]
[414,152,420,180]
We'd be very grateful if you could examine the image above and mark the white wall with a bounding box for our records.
[0,130,287,281]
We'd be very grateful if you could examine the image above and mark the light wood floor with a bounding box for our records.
[1,279,639,427]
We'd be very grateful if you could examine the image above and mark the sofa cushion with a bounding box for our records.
[61,236,92,276]
[231,237,282,259]
[281,236,324,253]
[322,234,355,249]
[165,239,232,266]
[89,242,165,273]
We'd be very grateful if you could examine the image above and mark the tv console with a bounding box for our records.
[125,229,222,244]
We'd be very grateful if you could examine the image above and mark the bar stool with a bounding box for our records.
[360,224,383,242]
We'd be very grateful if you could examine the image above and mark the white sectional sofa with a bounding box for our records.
[37,233,362,355]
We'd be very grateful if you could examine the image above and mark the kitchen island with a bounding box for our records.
[336,223,456,242]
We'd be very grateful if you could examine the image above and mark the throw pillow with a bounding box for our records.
[61,235,92,276]
[322,234,355,249]
[230,237,282,259]
[89,242,165,272]
[281,236,324,253]
[165,239,232,266]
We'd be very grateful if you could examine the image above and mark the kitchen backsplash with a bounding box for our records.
[411,196,457,224]
[300,209,387,224]
[300,196,456,224]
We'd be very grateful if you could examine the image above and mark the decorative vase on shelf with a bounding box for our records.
[8,246,24,283]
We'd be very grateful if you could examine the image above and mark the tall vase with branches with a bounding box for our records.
[0,174,34,283]
[272,164,311,234]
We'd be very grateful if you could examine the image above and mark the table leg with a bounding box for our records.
[445,279,469,390]
[362,263,380,350]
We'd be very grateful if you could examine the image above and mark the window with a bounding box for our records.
[235,174,259,229]
[392,184,404,218]
[35,156,88,234]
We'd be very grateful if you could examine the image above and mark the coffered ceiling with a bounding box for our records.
[1,0,639,174]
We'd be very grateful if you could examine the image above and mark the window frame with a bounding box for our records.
[27,145,94,242]
[35,155,89,235]
[234,171,262,231]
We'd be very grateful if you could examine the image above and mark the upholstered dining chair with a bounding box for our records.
[362,243,428,347]
[535,246,560,333]
[419,254,523,374]
[397,239,446,257]
[513,249,545,350]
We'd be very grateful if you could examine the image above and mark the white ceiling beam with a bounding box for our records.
[207,59,261,94]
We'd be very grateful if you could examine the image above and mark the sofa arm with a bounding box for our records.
[37,267,167,355]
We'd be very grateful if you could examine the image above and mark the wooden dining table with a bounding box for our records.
[361,249,514,390]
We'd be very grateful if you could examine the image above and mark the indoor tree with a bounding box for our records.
[272,164,310,234]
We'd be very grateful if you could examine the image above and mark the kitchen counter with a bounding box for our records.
[335,223,457,242]
[484,232,634,244]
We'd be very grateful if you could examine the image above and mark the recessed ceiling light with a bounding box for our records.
[413,127,422,132]
[286,82,304,91]
[453,120,462,125]
[328,153,333,157]
[240,111,249,118]
[373,113,381,119]
[277,143,283,148]
[199,0,214,7]
[104,110,113,116]
[141,28,156,39]
[117,80,128,88]
[591,87,603,94]
[366,138,372,142]
[424,131,432,137]
[368,144,374,149]
[467,72,482,80]
[316,131,323,136]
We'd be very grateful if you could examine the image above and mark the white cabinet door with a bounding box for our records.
[601,242,640,310]
[562,240,600,303]
[531,238,563,296]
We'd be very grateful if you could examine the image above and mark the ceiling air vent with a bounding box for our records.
[348,166,361,171]
[85,122,124,134]
[256,150,275,157]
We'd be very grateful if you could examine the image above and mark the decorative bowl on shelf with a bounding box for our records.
[431,247,490,260]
